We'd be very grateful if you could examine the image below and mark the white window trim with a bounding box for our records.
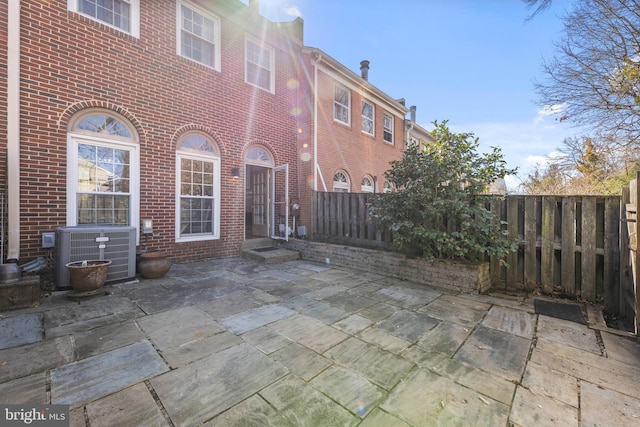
[383,112,394,145]
[334,84,351,126]
[361,175,374,193]
[245,35,276,94]
[177,1,221,71]
[175,151,221,242]
[66,133,140,240]
[361,100,375,136]
[333,170,350,192]
[67,0,140,38]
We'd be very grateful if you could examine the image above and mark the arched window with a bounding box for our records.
[176,132,221,241]
[245,146,274,166]
[361,175,374,193]
[383,180,395,193]
[333,170,350,192]
[67,111,139,229]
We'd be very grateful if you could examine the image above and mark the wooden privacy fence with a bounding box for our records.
[312,191,632,317]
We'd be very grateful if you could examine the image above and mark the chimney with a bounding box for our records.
[249,0,259,13]
[360,60,370,81]
[410,105,416,123]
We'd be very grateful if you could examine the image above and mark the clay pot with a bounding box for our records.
[65,260,112,292]
[137,251,172,279]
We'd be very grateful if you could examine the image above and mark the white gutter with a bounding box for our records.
[6,0,20,261]
[313,52,318,192]
[311,53,328,192]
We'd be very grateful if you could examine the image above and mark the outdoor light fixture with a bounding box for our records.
[142,219,153,235]
[231,167,240,179]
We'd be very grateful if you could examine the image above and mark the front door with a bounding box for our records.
[249,166,270,237]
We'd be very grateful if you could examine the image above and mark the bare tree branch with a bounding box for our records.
[523,0,553,21]
[535,0,640,144]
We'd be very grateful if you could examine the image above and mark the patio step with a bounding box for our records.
[241,239,300,264]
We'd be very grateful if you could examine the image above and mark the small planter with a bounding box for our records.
[137,251,172,279]
[65,260,112,294]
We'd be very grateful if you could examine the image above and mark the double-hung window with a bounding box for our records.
[67,112,140,229]
[246,37,275,93]
[362,100,374,135]
[383,112,394,144]
[176,133,221,241]
[68,0,140,37]
[334,85,350,125]
[178,2,221,70]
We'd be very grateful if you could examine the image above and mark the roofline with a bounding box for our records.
[302,46,409,116]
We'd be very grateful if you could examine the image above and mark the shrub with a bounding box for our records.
[370,120,518,263]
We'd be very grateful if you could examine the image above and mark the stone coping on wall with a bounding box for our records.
[285,239,491,294]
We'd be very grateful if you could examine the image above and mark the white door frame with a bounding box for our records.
[271,164,289,241]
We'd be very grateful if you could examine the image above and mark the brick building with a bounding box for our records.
[1,0,411,279]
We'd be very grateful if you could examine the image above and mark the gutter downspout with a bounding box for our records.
[313,52,319,192]
[311,51,327,192]
[7,0,20,261]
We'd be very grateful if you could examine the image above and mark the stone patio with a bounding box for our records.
[0,257,639,426]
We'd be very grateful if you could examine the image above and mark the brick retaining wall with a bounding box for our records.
[285,239,490,294]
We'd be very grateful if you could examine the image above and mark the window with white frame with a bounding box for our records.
[383,180,395,193]
[361,175,374,193]
[178,2,221,70]
[333,170,350,192]
[176,133,221,241]
[245,37,275,92]
[383,112,394,144]
[67,111,139,228]
[334,85,350,125]
[68,0,140,37]
[362,100,374,135]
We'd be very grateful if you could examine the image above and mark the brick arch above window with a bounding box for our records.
[333,170,350,192]
[171,124,222,155]
[59,101,146,144]
[244,145,274,167]
[241,139,280,166]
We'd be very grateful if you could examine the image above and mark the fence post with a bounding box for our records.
[561,197,576,295]
[541,196,556,293]
[581,197,597,301]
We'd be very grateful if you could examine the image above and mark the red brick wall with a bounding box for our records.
[314,69,405,193]
[314,69,404,193]
[13,0,301,262]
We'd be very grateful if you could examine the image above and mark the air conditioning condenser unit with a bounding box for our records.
[55,226,136,289]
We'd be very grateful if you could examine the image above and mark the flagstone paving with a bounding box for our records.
[0,257,639,426]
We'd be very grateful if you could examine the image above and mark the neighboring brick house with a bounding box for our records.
[406,105,436,152]
[294,48,408,231]
[1,0,413,277]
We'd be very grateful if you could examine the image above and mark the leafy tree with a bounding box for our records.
[535,0,640,144]
[520,134,640,195]
[519,163,570,195]
[370,121,518,263]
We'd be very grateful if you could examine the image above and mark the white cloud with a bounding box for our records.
[282,4,302,17]
[534,103,568,124]
[450,120,577,192]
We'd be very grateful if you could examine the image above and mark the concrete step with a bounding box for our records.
[241,240,300,264]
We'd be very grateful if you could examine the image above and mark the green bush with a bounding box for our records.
[370,120,518,263]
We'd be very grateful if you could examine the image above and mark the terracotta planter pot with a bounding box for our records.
[65,260,112,292]
[137,251,172,279]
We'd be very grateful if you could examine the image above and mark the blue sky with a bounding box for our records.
[253,0,580,190]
